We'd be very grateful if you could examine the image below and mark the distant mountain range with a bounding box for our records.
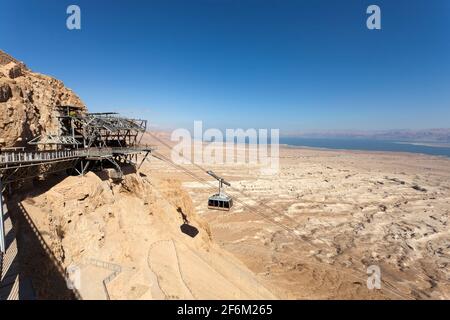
[282,129,450,143]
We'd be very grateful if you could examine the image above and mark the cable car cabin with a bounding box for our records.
[206,170,233,211]
[208,193,233,211]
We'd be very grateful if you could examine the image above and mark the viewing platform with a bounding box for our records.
[0,146,154,167]
[0,110,153,300]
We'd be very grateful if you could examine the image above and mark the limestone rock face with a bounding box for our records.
[0,50,86,147]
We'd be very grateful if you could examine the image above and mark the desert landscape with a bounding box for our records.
[12,169,277,300]
[0,49,276,300]
[1,47,449,300]
[1,0,450,306]
[8,133,450,299]
[140,134,450,300]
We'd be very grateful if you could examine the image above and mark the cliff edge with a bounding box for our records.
[0,50,86,147]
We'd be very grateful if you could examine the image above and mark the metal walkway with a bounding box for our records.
[0,188,20,300]
[0,147,153,166]
[0,145,154,299]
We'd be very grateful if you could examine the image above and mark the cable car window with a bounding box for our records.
[224,202,230,209]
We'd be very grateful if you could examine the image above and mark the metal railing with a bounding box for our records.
[0,182,5,254]
[0,150,83,165]
[87,258,122,300]
[0,147,154,165]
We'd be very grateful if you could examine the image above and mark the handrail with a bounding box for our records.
[0,146,155,165]
[0,150,82,164]
[86,258,121,300]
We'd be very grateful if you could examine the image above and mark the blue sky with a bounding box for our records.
[1,0,449,131]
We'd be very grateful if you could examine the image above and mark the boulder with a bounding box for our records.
[8,64,23,79]
[0,83,12,102]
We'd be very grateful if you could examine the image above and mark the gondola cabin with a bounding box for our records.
[208,193,233,211]
[206,170,233,211]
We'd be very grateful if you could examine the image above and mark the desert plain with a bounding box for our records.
[10,132,450,300]
[145,133,450,300]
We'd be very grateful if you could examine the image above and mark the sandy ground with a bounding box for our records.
[140,132,450,299]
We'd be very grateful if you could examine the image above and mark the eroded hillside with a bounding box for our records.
[11,171,277,299]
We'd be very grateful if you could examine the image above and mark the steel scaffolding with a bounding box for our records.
[0,179,5,254]
[0,110,154,255]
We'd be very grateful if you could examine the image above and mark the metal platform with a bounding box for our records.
[0,147,153,166]
[0,110,154,299]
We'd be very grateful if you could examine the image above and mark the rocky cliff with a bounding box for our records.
[0,50,86,147]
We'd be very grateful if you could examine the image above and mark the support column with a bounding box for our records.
[0,177,5,253]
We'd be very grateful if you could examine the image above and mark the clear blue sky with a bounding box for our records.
[1,0,449,131]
